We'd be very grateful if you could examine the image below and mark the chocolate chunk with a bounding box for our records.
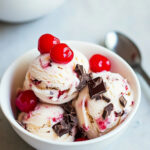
[52,120,70,137]
[88,77,106,99]
[95,95,102,100]
[75,126,87,139]
[75,64,85,78]
[114,110,125,117]
[119,96,127,107]
[77,75,87,91]
[63,113,78,128]
[102,103,113,120]
[75,64,92,91]
[53,102,78,137]
[102,95,111,103]
[77,74,92,91]
[62,102,76,115]
[95,95,110,102]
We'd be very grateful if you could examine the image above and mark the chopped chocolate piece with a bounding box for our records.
[52,120,70,137]
[75,64,85,78]
[114,110,125,117]
[77,74,92,91]
[83,73,92,82]
[62,102,76,115]
[119,96,127,107]
[75,126,87,139]
[77,75,87,91]
[63,113,78,128]
[88,77,106,99]
[102,95,111,103]
[95,95,102,100]
[75,64,92,91]
[102,103,113,120]
[53,102,78,137]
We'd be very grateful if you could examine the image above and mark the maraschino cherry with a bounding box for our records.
[89,54,111,72]
[15,90,38,113]
[38,34,60,54]
[50,43,74,64]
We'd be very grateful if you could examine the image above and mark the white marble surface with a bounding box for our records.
[0,0,150,150]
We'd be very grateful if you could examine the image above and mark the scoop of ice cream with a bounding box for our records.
[24,49,89,104]
[74,71,134,139]
[18,103,76,142]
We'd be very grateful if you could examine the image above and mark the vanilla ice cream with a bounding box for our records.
[74,71,134,139]
[24,49,89,104]
[18,103,76,142]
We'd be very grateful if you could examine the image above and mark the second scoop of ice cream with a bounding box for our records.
[24,49,89,104]
[74,71,134,139]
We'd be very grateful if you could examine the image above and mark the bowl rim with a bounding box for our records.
[0,40,141,146]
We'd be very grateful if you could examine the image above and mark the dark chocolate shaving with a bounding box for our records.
[52,120,70,137]
[52,102,78,137]
[77,76,87,91]
[102,95,111,103]
[88,77,106,99]
[119,96,127,107]
[95,95,102,100]
[62,102,76,115]
[77,74,92,91]
[114,110,125,117]
[63,113,78,130]
[75,126,88,139]
[95,95,111,102]
[75,64,92,91]
[75,64,85,78]
[102,103,113,120]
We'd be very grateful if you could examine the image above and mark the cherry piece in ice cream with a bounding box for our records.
[75,138,88,142]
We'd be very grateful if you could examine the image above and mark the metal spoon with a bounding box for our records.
[105,31,150,86]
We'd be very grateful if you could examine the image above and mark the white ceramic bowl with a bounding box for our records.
[0,41,141,150]
[0,0,65,23]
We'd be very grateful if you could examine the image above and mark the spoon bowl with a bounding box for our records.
[105,31,150,86]
[105,31,141,68]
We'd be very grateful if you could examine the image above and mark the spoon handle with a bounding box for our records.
[137,65,150,86]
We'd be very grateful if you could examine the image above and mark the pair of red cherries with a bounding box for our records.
[38,34,73,64]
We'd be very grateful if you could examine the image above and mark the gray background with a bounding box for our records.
[0,0,150,150]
